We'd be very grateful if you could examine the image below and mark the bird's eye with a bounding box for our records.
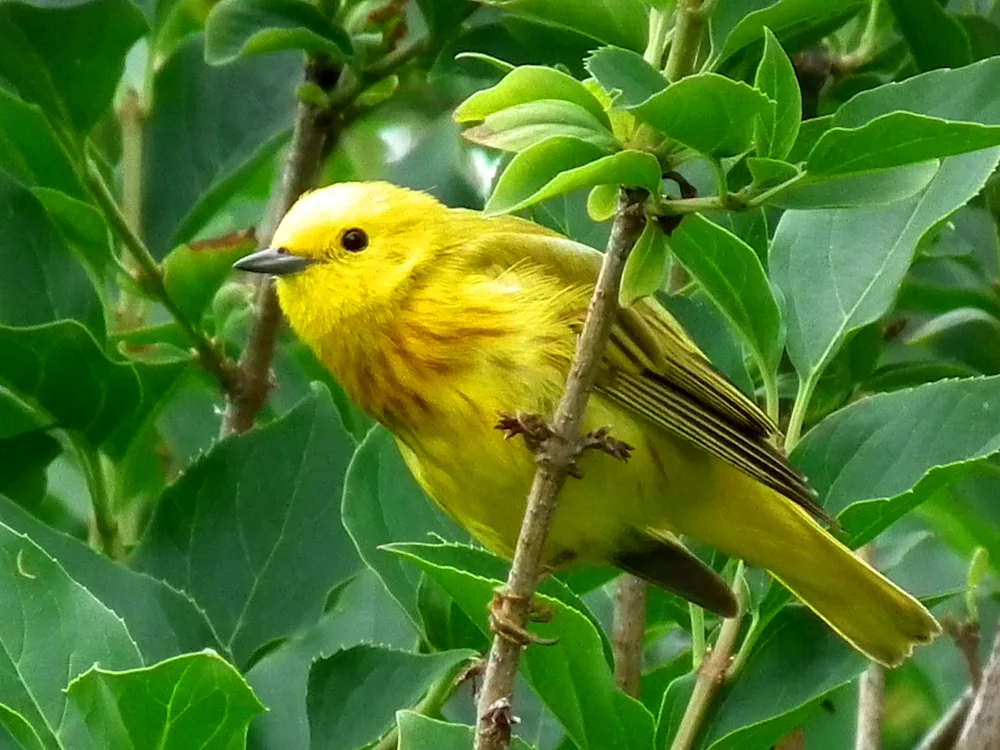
[341,228,368,252]
[275,247,290,255]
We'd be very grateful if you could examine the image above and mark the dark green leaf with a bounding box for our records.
[479,0,648,51]
[205,0,352,65]
[753,28,801,160]
[142,36,299,257]
[620,218,668,307]
[162,233,255,323]
[342,427,465,631]
[770,150,1000,379]
[585,46,667,108]
[887,0,972,71]
[655,671,695,750]
[0,521,142,748]
[67,651,264,750]
[31,188,113,277]
[0,90,83,197]
[0,322,141,445]
[0,0,147,134]
[461,100,618,153]
[397,712,537,750]
[307,645,475,750]
[485,138,660,215]
[959,14,1000,61]
[131,385,362,667]
[416,0,474,41]
[0,705,45,750]
[632,74,771,157]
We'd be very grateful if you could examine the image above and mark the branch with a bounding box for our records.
[855,546,885,750]
[916,690,973,750]
[613,574,648,698]
[957,629,1000,750]
[664,0,706,82]
[474,191,647,750]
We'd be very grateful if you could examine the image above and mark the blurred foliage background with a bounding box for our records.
[4,0,1000,748]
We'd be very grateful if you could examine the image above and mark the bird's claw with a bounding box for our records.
[489,585,558,647]
[496,413,633,478]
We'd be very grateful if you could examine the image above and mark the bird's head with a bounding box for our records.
[234,181,450,344]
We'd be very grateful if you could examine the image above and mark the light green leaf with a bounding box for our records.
[131,385,362,667]
[485,138,660,215]
[746,157,800,189]
[397,712,537,750]
[585,46,667,107]
[455,66,610,126]
[587,183,619,221]
[0,705,45,750]
[162,232,256,323]
[480,0,648,50]
[670,213,784,379]
[770,150,1000,379]
[461,100,618,153]
[620,219,668,307]
[632,73,771,157]
[67,651,264,750]
[765,161,939,210]
[753,28,801,160]
[205,0,352,65]
[307,646,476,750]
[887,0,971,71]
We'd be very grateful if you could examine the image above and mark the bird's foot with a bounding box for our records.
[488,585,558,647]
[495,412,552,454]
[580,426,634,462]
[496,413,633,478]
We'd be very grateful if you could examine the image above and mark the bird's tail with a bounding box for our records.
[674,485,941,667]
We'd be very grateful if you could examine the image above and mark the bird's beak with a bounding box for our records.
[233,248,316,276]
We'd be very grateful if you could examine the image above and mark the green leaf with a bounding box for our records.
[67,651,264,750]
[308,646,475,750]
[655,671,695,750]
[416,0,474,41]
[397,712,537,750]
[142,36,299,257]
[390,545,655,750]
[205,0,353,65]
[162,233,256,323]
[455,66,610,127]
[793,376,1000,545]
[31,188,114,278]
[0,170,104,338]
[632,74,772,157]
[620,218,668,307]
[770,150,1000,379]
[585,46,667,108]
[0,521,142,748]
[765,161,939,210]
[786,114,832,163]
[0,497,222,664]
[479,0,648,51]
[461,100,618,153]
[746,157,800,189]
[131,385,362,667]
[710,0,867,65]
[0,322,142,445]
[0,90,84,197]
[753,28,801,160]
[670,214,784,381]
[807,113,1000,176]
[887,0,972,71]
[0,0,147,134]
[485,138,660,215]
[0,431,59,506]
[342,427,465,631]
[587,183,619,221]
[0,705,45,750]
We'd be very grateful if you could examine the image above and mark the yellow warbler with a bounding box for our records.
[234,181,940,666]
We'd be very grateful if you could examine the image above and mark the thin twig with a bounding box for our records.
[474,191,647,750]
[855,545,885,750]
[664,0,706,82]
[916,690,973,750]
[957,630,1000,750]
[613,574,648,698]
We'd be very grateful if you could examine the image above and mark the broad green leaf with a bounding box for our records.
[0,497,222,664]
[765,161,939,210]
[455,66,610,126]
[786,114,832,163]
[0,90,83,197]
[655,671,695,750]
[620,218,668,307]
[205,0,352,65]
[0,432,59,506]
[632,74,771,157]
[246,570,417,750]
[131,385,362,667]
[0,171,104,339]
[770,149,1000,379]
[67,651,264,750]
[585,46,667,108]
[0,705,45,750]
[701,607,866,748]
[710,0,867,65]
[793,375,1000,545]
[904,308,1000,347]
[416,0,474,41]
[162,233,256,323]
[0,522,142,748]
[342,427,465,631]
[142,36,299,257]
[0,322,141,445]
[807,113,1000,176]
[746,157,800,189]
[670,214,783,379]
[753,28,801,160]
[308,646,475,750]
[485,138,660,215]
[961,14,1000,61]
[887,0,971,71]
[30,188,113,278]
[479,0,648,51]
[396,712,536,750]
[461,100,618,153]
[0,0,147,134]
[391,545,655,750]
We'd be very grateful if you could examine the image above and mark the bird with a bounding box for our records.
[233,180,940,666]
